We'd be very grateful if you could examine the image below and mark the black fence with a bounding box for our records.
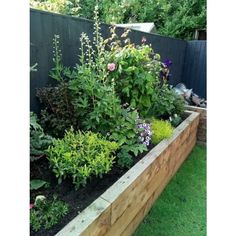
[182,41,207,99]
[30,9,206,113]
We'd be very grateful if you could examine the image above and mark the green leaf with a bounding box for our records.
[30,179,48,190]
[30,112,43,131]
[140,95,151,107]
[122,87,130,97]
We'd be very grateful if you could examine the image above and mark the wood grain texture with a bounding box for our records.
[56,111,200,236]
[55,197,111,236]
[185,105,206,144]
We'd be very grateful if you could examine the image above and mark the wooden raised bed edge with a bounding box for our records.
[185,105,207,145]
[56,110,200,236]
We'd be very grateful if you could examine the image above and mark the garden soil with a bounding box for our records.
[30,144,155,236]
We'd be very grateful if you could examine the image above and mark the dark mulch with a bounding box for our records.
[30,114,187,236]
[30,144,155,236]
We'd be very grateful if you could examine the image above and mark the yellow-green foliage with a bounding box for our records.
[47,129,119,189]
[151,119,174,145]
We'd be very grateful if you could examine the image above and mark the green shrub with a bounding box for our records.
[36,35,80,138]
[106,27,161,116]
[30,112,54,161]
[70,26,120,134]
[46,25,122,136]
[151,119,174,145]
[68,63,122,135]
[149,84,185,119]
[30,1,206,40]
[158,0,206,40]
[172,94,185,117]
[169,114,182,127]
[36,82,79,138]
[30,0,81,17]
[109,108,149,168]
[47,129,119,189]
[99,0,170,28]
[30,195,68,232]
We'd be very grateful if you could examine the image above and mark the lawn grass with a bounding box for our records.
[134,144,206,236]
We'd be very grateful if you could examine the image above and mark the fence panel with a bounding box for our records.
[182,40,206,99]
[30,9,188,113]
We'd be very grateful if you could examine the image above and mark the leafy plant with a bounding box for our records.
[172,94,185,117]
[30,0,81,17]
[36,82,79,138]
[38,16,123,136]
[148,83,185,119]
[99,0,206,40]
[68,67,122,134]
[68,26,151,168]
[30,179,49,190]
[151,119,174,145]
[47,129,119,189]
[33,6,185,171]
[169,114,182,127]
[30,0,206,40]
[158,0,206,39]
[66,11,124,135]
[30,112,54,161]
[100,0,170,26]
[30,111,42,131]
[30,195,68,232]
[36,35,80,138]
[109,107,150,168]
[105,30,161,116]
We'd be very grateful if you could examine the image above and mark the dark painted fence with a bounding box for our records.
[182,41,206,99]
[30,9,206,113]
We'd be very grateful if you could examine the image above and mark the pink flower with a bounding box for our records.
[141,36,147,44]
[30,203,34,209]
[107,63,116,72]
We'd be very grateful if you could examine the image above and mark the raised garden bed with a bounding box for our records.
[55,110,199,236]
[185,105,206,145]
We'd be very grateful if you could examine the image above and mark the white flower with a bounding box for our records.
[34,195,46,205]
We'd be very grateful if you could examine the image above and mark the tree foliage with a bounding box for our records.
[30,0,206,40]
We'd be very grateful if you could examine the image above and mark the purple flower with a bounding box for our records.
[136,120,152,147]
[163,59,172,67]
[137,124,143,129]
[144,140,150,146]
[160,59,172,83]
[107,63,116,72]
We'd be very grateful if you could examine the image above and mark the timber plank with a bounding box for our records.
[55,111,200,236]
[56,197,111,236]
